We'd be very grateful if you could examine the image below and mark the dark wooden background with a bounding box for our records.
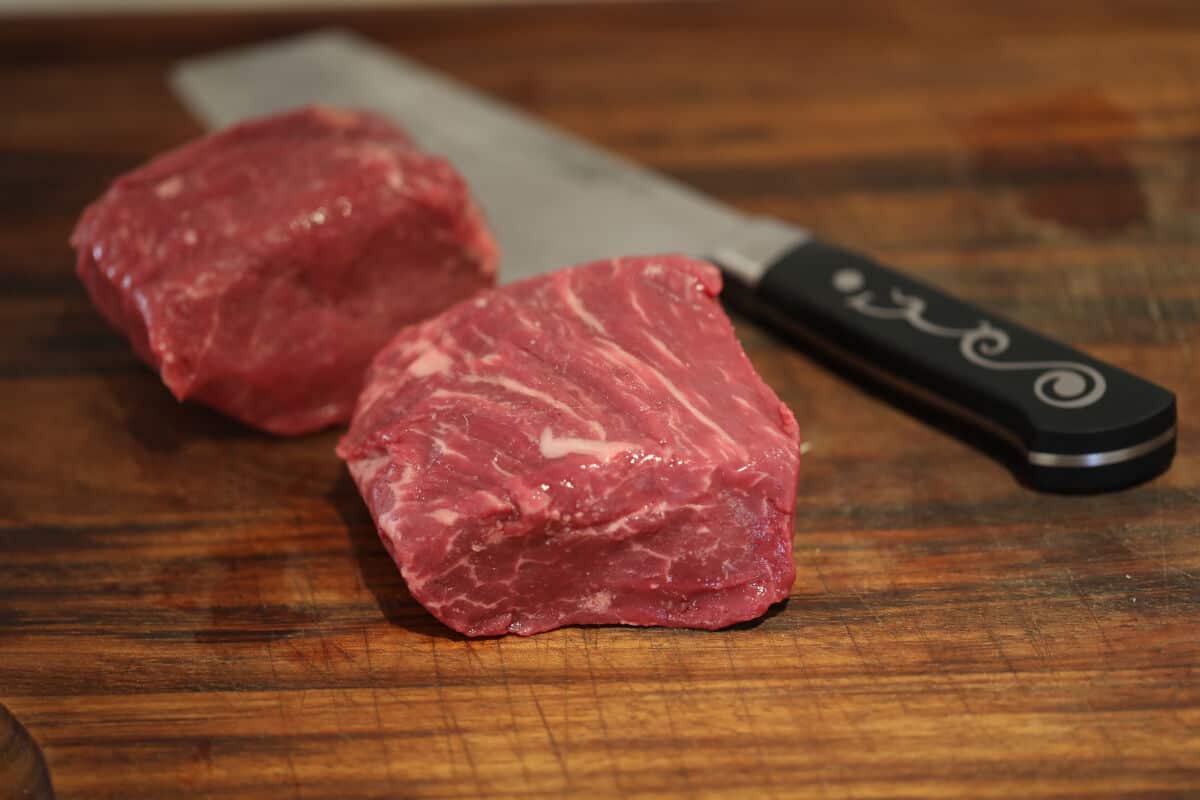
[2,1,1198,797]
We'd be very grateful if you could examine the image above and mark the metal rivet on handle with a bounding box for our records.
[832,268,864,293]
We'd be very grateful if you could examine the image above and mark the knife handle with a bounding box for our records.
[739,239,1176,492]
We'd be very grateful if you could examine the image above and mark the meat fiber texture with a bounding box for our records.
[71,105,497,435]
[338,255,799,636]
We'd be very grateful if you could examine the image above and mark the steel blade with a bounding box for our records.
[170,29,788,284]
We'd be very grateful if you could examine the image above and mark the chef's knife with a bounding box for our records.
[171,29,1175,493]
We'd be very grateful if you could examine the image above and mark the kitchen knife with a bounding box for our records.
[171,29,1176,493]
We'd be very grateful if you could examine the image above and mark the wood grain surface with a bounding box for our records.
[2,1,1199,797]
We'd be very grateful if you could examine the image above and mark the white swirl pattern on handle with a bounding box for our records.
[833,270,1106,409]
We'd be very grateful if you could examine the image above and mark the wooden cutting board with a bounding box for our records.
[2,2,1198,797]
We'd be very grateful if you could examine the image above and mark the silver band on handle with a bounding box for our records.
[1028,426,1176,468]
[728,289,1175,472]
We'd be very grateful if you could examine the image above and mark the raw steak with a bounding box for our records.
[338,255,799,636]
[71,105,497,435]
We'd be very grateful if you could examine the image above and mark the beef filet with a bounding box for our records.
[71,105,497,435]
[338,255,799,636]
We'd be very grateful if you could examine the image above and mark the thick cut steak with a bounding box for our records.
[338,255,799,636]
[72,105,497,435]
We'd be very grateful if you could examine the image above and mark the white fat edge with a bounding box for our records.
[394,336,431,359]
[429,508,460,525]
[538,428,638,462]
[408,347,452,377]
[348,455,392,488]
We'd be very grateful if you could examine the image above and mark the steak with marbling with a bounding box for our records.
[338,254,799,636]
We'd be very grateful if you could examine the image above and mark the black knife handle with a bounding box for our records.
[743,239,1176,492]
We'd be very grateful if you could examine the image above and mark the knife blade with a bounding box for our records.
[171,29,1176,492]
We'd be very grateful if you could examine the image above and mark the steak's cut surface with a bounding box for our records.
[338,255,799,636]
[72,105,497,435]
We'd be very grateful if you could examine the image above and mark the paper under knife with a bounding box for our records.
[170,29,1176,493]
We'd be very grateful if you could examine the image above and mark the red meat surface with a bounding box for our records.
[338,255,799,636]
[71,105,497,435]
